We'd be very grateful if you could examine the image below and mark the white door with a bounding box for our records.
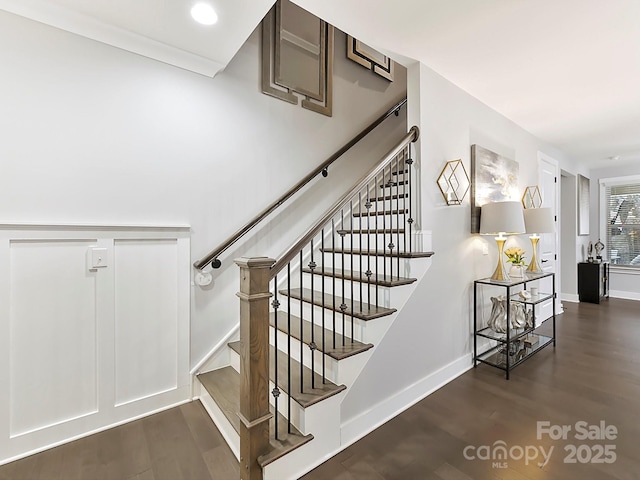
[537,152,560,322]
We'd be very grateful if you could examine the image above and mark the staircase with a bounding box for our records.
[194,127,433,479]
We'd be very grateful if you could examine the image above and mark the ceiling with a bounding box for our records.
[295,0,640,170]
[0,0,274,76]
[2,0,639,170]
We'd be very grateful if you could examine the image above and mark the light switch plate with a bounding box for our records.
[88,247,108,269]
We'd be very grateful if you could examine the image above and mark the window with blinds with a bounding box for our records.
[605,182,640,266]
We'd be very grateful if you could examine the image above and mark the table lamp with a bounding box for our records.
[480,201,526,280]
[524,207,555,273]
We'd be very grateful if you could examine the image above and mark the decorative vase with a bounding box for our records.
[509,264,525,278]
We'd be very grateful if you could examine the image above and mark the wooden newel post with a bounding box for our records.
[234,257,275,480]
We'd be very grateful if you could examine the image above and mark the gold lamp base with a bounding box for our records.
[527,235,543,273]
[491,236,508,281]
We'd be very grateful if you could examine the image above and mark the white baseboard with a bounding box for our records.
[340,353,472,449]
[609,290,640,301]
[190,324,239,375]
[561,293,579,303]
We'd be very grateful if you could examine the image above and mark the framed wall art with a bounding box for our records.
[470,145,519,233]
[346,35,394,81]
[261,0,334,116]
[578,174,590,235]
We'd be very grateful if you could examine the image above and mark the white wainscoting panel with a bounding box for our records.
[114,239,179,406]
[0,224,191,466]
[9,239,99,438]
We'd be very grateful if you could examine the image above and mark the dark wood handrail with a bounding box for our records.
[269,126,419,277]
[193,97,408,270]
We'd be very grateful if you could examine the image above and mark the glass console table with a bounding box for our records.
[473,272,556,379]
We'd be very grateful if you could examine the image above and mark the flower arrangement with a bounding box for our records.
[505,247,526,266]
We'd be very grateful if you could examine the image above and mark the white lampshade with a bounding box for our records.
[480,201,526,235]
[524,207,555,234]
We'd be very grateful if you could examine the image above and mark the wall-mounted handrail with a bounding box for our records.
[193,97,408,271]
[269,126,419,277]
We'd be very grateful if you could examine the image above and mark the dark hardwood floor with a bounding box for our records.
[303,298,640,480]
[0,402,239,480]
[1,298,638,480]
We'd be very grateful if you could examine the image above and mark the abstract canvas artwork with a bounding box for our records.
[578,174,590,235]
[471,145,519,233]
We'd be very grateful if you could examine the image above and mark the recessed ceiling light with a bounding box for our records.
[191,3,218,25]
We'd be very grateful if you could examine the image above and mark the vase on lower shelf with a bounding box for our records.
[509,264,526,278]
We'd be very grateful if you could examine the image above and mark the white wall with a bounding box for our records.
[0,10,408,368]
[589,162,640,299]
[340,61,577,426]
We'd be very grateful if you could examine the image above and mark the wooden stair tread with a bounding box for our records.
[269,312,373,360]
[321,247,435,259]
[228,341,346,408]
[301,267,416,287]
[391,169,410,175]
[198,366,240,431]
[280,287,396,321]
[352,209,408,217]
[197,367,313,467]
[337,228,404,235]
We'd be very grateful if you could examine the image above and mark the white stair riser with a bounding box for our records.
[345,214,408,230]
[227,346,308,433]
[322,252,415,278]
[198,382,240,460]
[270,326,376,390]
[299,274,392,306]
[263,395,343,480]
[360,198,407,212]
[276,300,367,341]
[337,235,412,252]
[325,231,401,247]
[270,328,340,384]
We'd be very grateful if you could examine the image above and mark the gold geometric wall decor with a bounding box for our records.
[261,0,334,116]
[346,35,394,81]
[437,159,469,206]
[522,185,543,209]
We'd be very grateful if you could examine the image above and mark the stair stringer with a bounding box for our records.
[262,232,433,479]
[323,257,432,389]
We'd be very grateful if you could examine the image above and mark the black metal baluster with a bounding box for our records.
[340,209,347,346]
[358,192,363,313]
[350,199,355,342]
[321,229,326,384]
[382,169,387,282]
[299,250,304,394]
[332,219,336,350]
[375,175,380,308]
[309,239,316,389]
[402,149,408,253]
[272,277,280,440]
[395,155,401,277]
[407,145,414,254]
[287,262,292,434]
[384,164,398,280]
[365,183,372,308]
